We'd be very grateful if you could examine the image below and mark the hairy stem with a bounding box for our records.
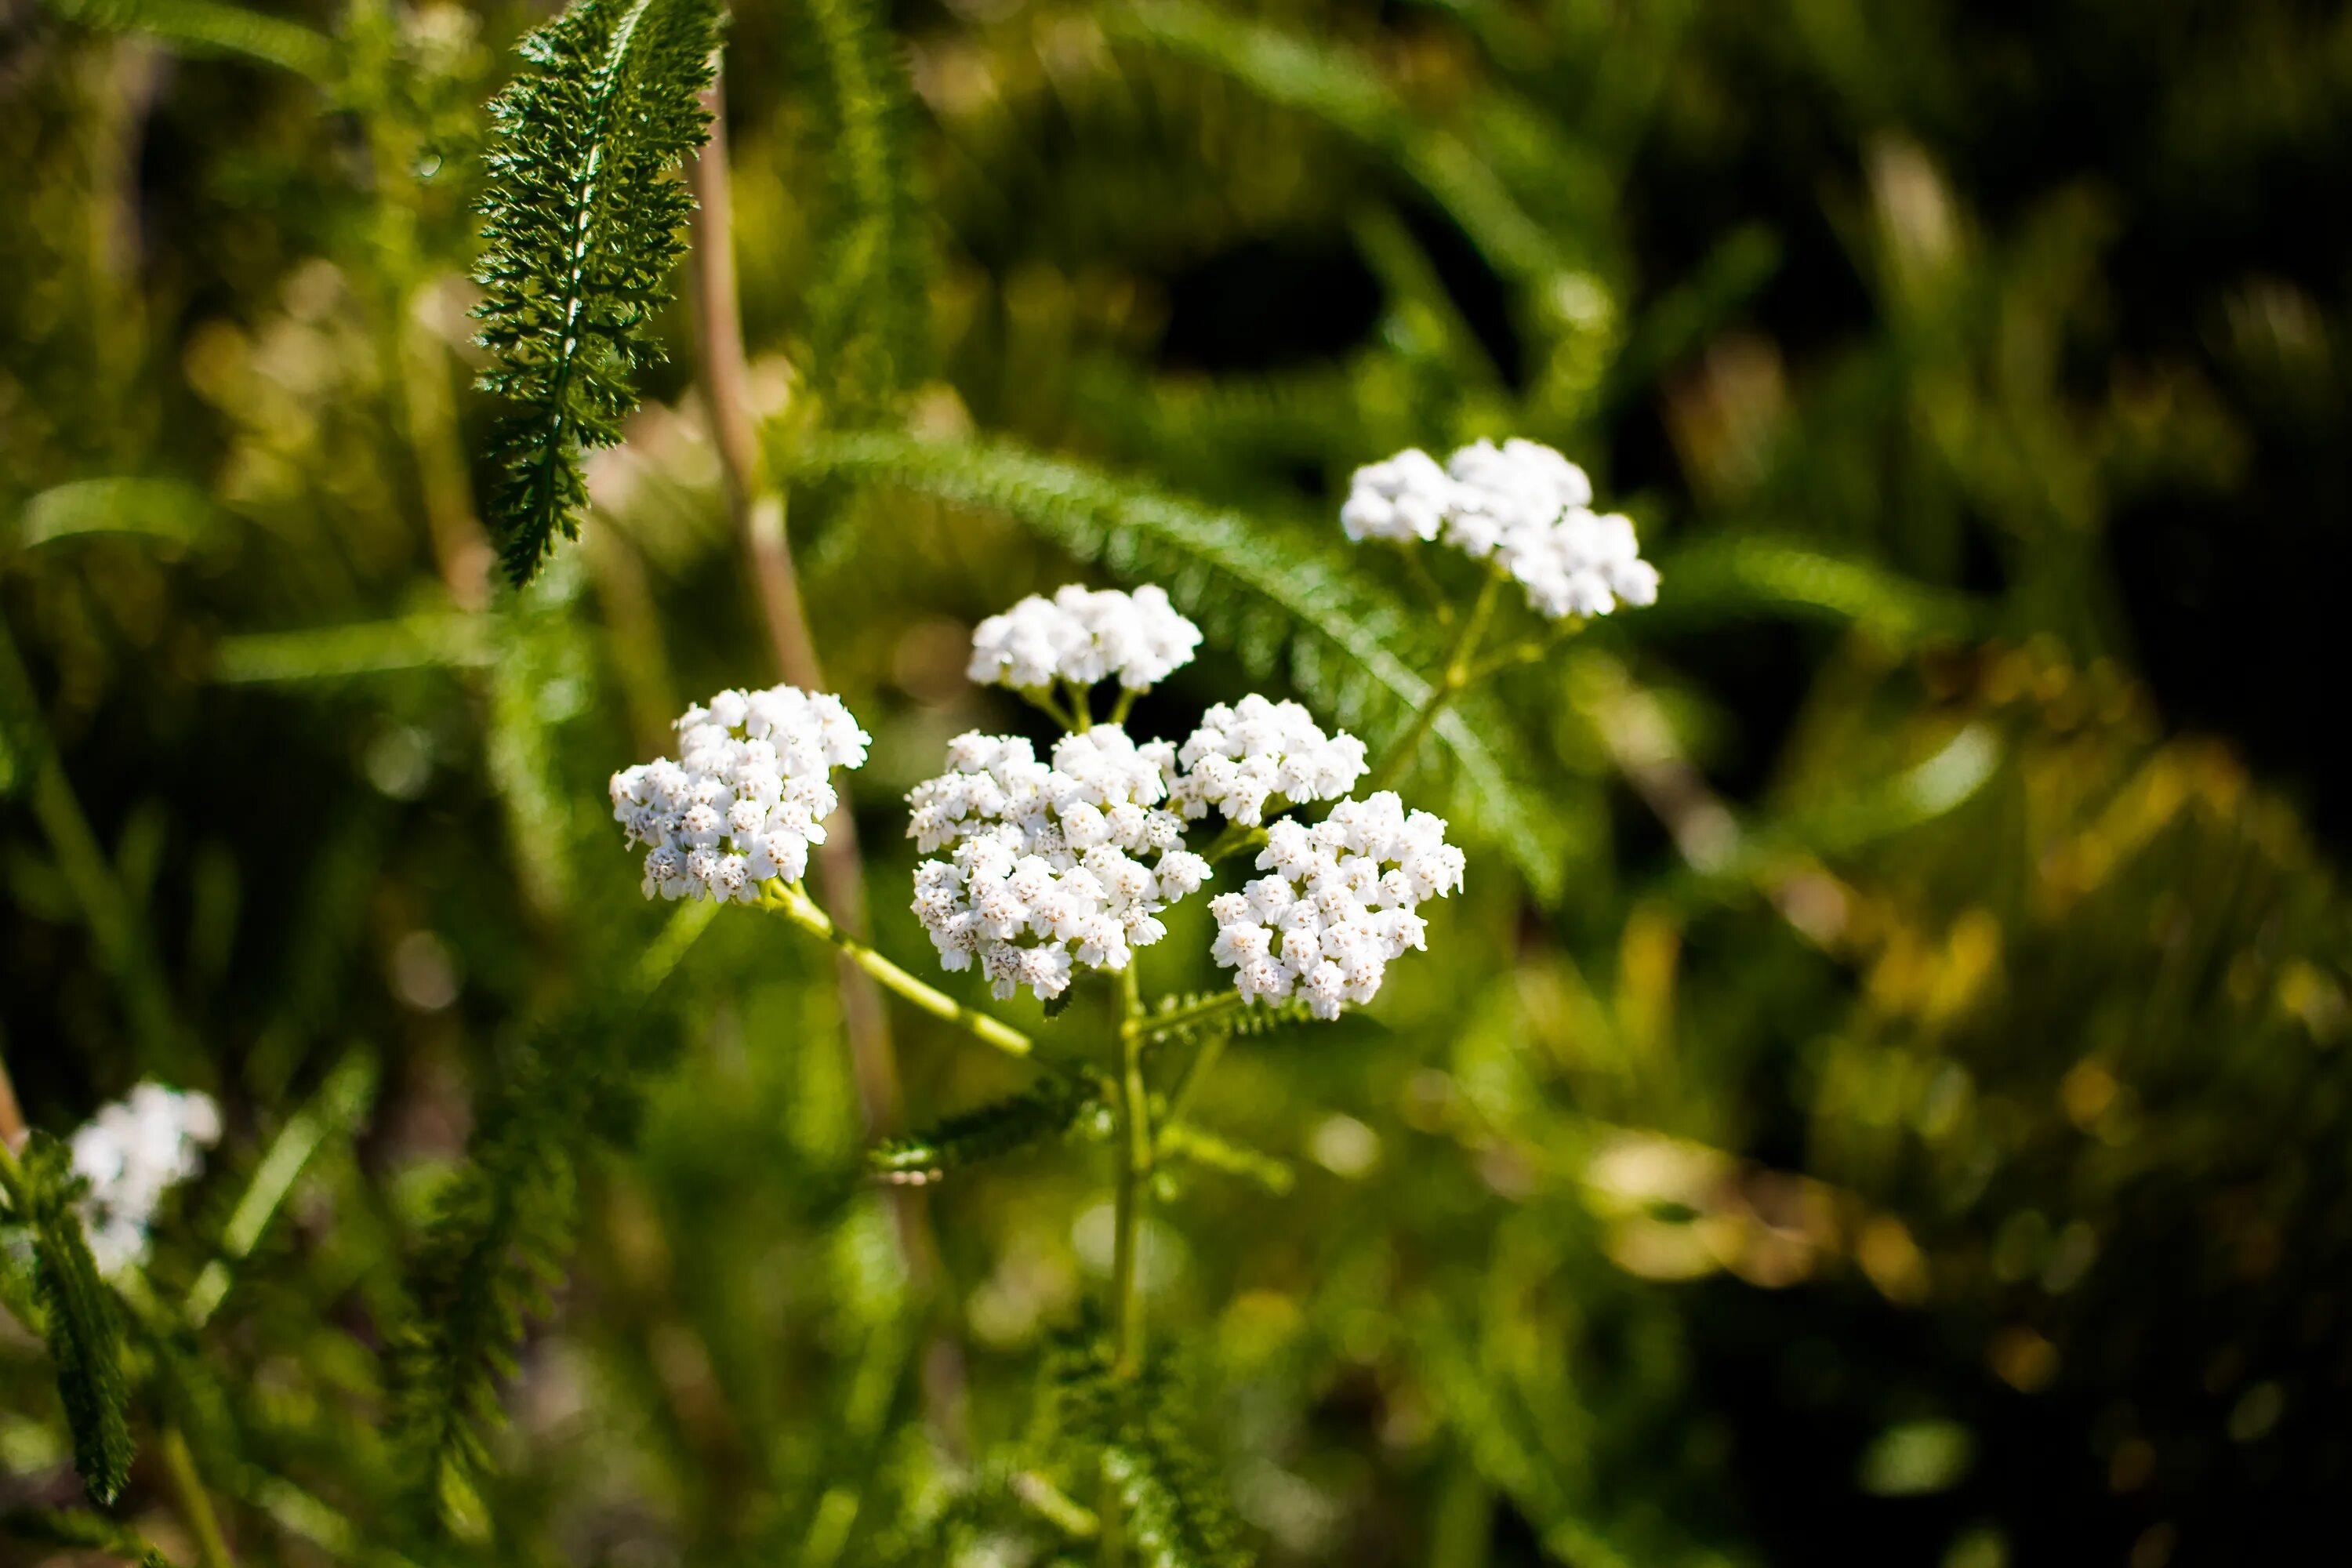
[760,881,1033,1060]
[1363,568,1504,794]
[160,1425,238,1568]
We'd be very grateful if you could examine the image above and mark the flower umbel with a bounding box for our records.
[1344,437,1660,619]
[611,685,871,903]
[1171,694,1370,828]
[1208,792,1464,1019]
[908,728,1213,1001]
[68,1081,223,1276]
[966,583,1203,694]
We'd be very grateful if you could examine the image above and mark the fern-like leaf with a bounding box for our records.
[800,0,931,415]
[20,1134,135,1507]
[870,1075,1106,1186]
[472,0,723,585]
[788,431,1571,898]
[1051,1343,1253,1568]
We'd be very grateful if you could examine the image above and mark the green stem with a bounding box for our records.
[1014,1470,1102,1538]
[1108,686,1138,727]
[760,882,1033,1060]
[1111,964,1149,1380]
[1362,568,1504,795]
[160,1425,238,1568]
[1153,1029,1229,1157]
[1018,684,1080,731]
[1064,679,1094,731]
[1200,821,1269,866]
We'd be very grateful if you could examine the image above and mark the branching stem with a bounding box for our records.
[759,882,1033,1060]
[1363,567,1504,794]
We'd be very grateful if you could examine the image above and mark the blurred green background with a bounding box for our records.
[3,0,2350,1564]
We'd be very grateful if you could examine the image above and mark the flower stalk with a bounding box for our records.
[760,880,1034,1060]
[1364,568,1504,794]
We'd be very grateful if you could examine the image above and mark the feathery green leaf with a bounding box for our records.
[800,0,931,416]
[21,1134,136,1507]
[472,0,723,586]
[869,1075,1105,1185]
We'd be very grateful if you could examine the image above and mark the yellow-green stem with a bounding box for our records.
[1363,568,1504,794]
[1111,964,1149,1379]
[760,882,1033,1060]
[160,1425,238,1568]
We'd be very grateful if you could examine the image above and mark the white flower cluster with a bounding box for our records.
[966,584,1203,693]
[1208,793,1464,1020]
[908,728,1213,1001]
[1341,437,1660,619]
[1170,695,1370,827]
[611,685,869,904]
[69,1082,222,1276]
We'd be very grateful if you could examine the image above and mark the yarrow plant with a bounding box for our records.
[590,439,1656,1563]
[67,1082,221,1276]
[1345,437,1659,621]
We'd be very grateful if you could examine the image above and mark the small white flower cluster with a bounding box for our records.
[966,584,1203,693]
[1341,437,1659,619]
[1208,793,1464,1019]
[1170,695,1370,827]
[69,1082,222,1276]
[908,728,1213,1001]
[611,685,869,904]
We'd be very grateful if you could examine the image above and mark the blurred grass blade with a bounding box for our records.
[1648,535,1983,641]
[40,0,336,80]
[0,1507,174,1567]
[15,477,219,555]
[212,613,495,683]
[183,1051,380,1330]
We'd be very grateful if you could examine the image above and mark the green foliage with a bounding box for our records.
[869,1074,1105,1185]
[799,0,931,416]
[472,0,723,586]
[1052,1343,1252,1568]
[38,0,336,81]
[19,1134,135,1507]
[1,1507,175,1567]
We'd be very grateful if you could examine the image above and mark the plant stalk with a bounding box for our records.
[760,882,1033,1061]
[1363,568,1504,794]
[160,1425,238,1568]
[1110,964,1149,1381]
[0,1043,24,1156]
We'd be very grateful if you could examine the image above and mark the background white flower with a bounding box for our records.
[69,1080,223,1276]
[966,584,1203,693]
[1341,437,1659,621]
[908,727,1212,1001]
[611,685,870,904]
[1208,791,1464,1019]
[1171,694,1370,827]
